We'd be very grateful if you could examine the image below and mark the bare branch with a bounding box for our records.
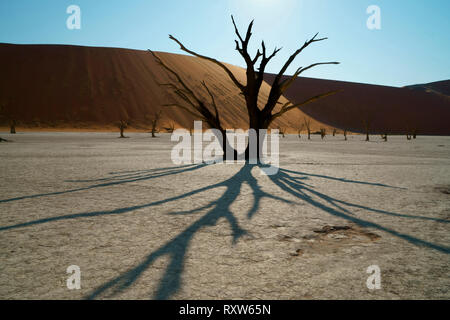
[271,90,340,120]
[277,33,328,80]
[149,50,202,103]
[231,15,245,44]
[168,35,245,91]
[201,81,219,120]
[279,61,340,93]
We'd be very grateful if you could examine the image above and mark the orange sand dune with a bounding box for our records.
[0,43,327,133]
[1,43,448,135]
[265,74,450,135]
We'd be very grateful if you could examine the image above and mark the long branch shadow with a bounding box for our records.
[87,163,290,299]
[1,162,448,300]
[267,168,450,253]
[83,164,447,300]
[0,164,206,204]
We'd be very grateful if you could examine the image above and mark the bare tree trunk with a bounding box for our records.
[118,120,127,138]
[151,111,162,137]
[304,118,311,140]
[344,129,347,141]
[10,120,16,134]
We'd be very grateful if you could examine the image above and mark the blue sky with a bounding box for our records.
[0,0,449,87]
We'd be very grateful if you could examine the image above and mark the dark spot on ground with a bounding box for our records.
[435,186,450,195]
[290,249,303,257]
[313,225,351,234]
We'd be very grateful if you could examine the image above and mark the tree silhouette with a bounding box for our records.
[0,100,17,134]
[362,116,372,141]
[297,124,304,139]
[303,117,312,140]
[150,15,339,161]
[118,120,128,138]
[149,110,162,138]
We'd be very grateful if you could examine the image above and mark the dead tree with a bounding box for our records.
[362,117,372,141]
[298,124,304,139]
[405,124,413,140]
[320,128,326,140]
[304,117,312,140]
[0,101,17,134]
[9,119,16,134]
[148,50,237,159]
[343,129,348,141]
[0,104,5,141]
[332,128,337,137]
[150,110,162,137]
[278,127,286,138]
[157,16,339,161]
[118,120,128,138]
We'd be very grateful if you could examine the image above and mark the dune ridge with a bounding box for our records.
[1,43,449,135]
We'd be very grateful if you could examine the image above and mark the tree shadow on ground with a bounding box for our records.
[0,164,205,204]
[0,163,448,299]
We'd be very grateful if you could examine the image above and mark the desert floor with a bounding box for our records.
[0,132,449,299]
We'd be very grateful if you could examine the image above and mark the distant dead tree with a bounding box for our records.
[278,127,286,138]
[304,117,312,140]
[297,124,304,139]
[362,116,372,142]
[0,101,17,134]
[332,128,337,137]
[320,128,326,140]
[152,16,338,161]
[406,132,412,140]
[343,129,348,141]
[149,110,162,138]
[405,124,413,140]
[117,120,128,138]
[164,122,175,133]
[406,122,419,140]
[9,119,16,134]
[0,104,6,141]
